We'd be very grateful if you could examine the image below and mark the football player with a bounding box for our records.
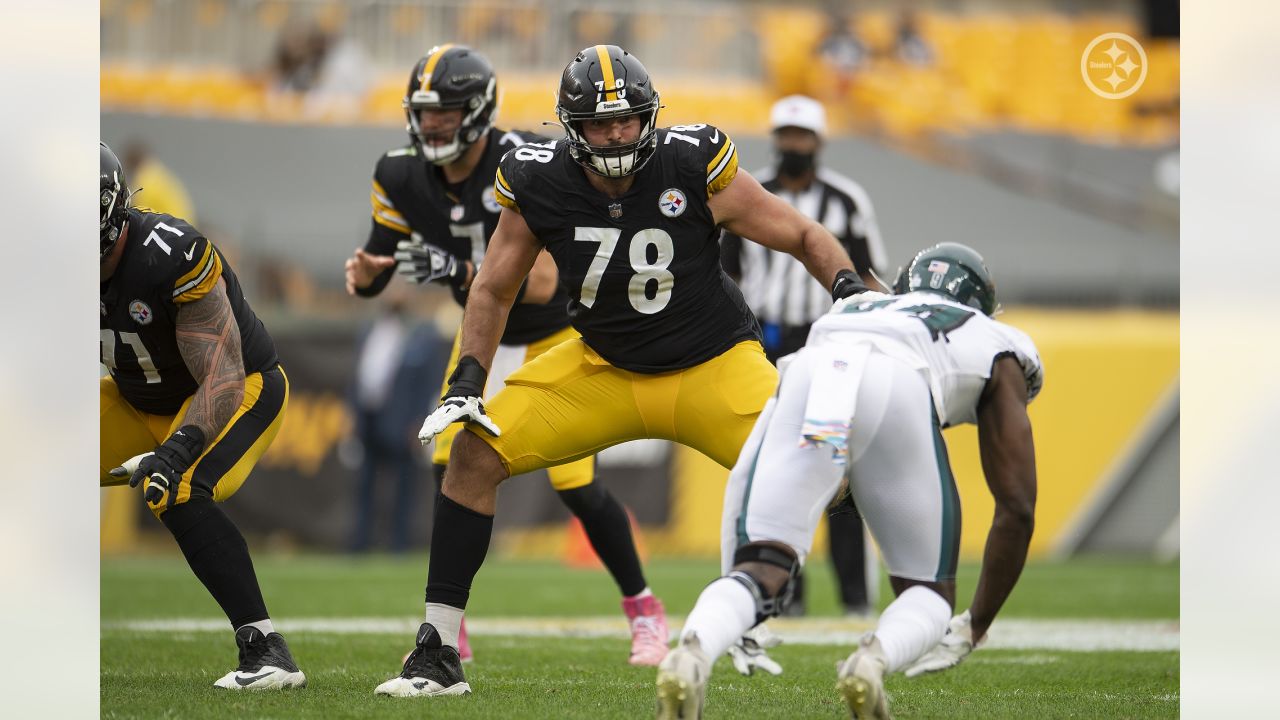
[374,45,874,698]
[99,142,305,690]
[659,243,1041,720]
[343,45,669,666]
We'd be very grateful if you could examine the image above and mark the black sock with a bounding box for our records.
[425,493,494,608]
[558,483,647,597]
[829,512,869,607]
[161,498,268,629]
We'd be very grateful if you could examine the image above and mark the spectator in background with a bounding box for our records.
[894,9,934,66]
[348,292,443,553]
[721,95,887,617]
[268,19,370,118]
[815,5,868,99]
[121,141,196,225]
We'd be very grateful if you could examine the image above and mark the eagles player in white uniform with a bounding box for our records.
[658,243,1042,720]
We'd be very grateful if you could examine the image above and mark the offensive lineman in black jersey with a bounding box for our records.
[99,143,305,690]
[375,45,876,699]
[342,45,668,666]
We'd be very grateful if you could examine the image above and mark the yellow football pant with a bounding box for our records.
[474,338,778,477]
[99,365,289,517]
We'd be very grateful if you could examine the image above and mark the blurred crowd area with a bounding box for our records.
[101,0,1178,146]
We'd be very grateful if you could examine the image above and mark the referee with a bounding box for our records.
[721,95,886,617]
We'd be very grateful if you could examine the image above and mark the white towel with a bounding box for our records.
[798,343,872,465]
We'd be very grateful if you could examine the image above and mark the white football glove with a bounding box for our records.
[394,237,467,288]
[904,609,981,678]
[728,624,783,676]
[418,396,500,444]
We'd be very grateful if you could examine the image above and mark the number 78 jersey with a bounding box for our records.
[494,123,761,373]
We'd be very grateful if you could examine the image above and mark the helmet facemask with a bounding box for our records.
[558,96,660,178]
[405,74,498,166]
[100,143,131,263]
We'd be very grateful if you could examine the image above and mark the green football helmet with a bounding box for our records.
[896,242,998,316]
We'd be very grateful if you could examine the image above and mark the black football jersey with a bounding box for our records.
[363,127,571,346]
[494,123,760,373]
[100,209,278,416]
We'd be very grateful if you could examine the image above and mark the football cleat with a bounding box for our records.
[375,622,472,698]
[836,632,891,719]
[213,626,306,690]
[655,634,710,720]
[623,594,670,666]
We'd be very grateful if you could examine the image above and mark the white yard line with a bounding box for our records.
[105,616,1179,652]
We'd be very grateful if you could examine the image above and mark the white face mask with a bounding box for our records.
[419,133,465,165]
[589,150,638,177]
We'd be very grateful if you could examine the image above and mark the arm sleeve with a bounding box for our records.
[171,235,224,304]
[359,174,412,297]
[704,126,739,198]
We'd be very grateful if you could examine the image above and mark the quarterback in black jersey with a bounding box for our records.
[344,46,668,670]
[376,46,874,699]
[99,142,305,691]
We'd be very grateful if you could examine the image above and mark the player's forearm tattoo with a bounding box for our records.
[175,279,245,442]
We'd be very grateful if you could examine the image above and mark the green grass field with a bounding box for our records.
[102,555,1179,719]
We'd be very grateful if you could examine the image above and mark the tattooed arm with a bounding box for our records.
[174,277,245,441]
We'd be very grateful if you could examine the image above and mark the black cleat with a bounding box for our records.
[213,626,306,690]
[374,622,472,697]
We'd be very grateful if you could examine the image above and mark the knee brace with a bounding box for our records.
[727,543,801,625]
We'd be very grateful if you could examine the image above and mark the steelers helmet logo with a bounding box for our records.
[129,300,154,325]
[658,188,687,218]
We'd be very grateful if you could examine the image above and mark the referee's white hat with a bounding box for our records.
[769,95,827,137]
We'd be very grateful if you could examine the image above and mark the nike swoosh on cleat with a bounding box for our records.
[235,671,275,686]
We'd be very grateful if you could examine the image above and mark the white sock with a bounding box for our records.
[872,585,950,672]
[425,603,465,650]
[628,587,653,600]
[239,619,274,636]
[680,577,757,659]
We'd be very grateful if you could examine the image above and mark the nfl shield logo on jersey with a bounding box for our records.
[129,300,153,325]
[658,189,687,218]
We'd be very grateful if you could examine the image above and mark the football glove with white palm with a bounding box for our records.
[108,426,205,507]
[394,237,471,289]
[904,609,982,678]
[418,356,500,444]
[728,624,784,676]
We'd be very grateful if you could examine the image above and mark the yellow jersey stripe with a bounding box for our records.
[371,180,395,209]
[370,189,402,215]
[172,241,213,290]
[173,249,223,302]
[495,167,512,192]
[595,45,616,99]
[421,43,456,92]
[706,137,733,175]
[707,141,739,197]
[373,208,411,234]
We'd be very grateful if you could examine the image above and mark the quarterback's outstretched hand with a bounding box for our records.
[418,356,500,444]
[728,624,784,676]
[395,237,473,290]
[904,609,982,678]
[108,426,206,507]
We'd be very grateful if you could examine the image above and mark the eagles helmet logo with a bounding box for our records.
[658,189,687,218]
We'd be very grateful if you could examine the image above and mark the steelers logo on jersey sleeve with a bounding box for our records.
[658,188,687,218]
[129,300,154,325]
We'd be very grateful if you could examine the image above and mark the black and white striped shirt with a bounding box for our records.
[721,167,887,327]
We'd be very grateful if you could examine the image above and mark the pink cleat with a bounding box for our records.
[622,594,669,666]
[458,617,473,663]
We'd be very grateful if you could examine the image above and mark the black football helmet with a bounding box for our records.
[896,242,999,316]
[556,45,661,178]
[100,142,131,262]
[403,44,499,165]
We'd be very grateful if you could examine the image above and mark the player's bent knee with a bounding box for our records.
[445,430,509,488]
[727,541,801,625]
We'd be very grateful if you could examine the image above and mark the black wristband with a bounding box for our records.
[154,425,206,474]
[444,356,488,399]
[830,269,870,301]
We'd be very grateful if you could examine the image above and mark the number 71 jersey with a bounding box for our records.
[494,123,760,373]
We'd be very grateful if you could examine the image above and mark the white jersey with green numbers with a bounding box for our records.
[806,291,1044,427]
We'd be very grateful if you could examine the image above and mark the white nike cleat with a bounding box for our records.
[375,622,472,698]
[836,632,891,719]
[213,626,306,690]
[655,634,710,720]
